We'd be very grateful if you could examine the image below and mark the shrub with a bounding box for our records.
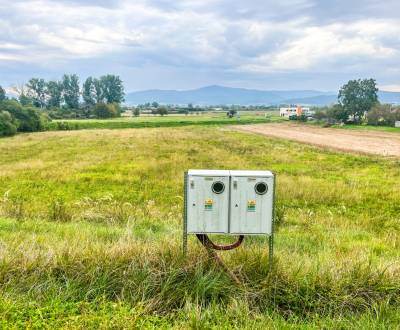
[288,114,307,121]
[56,121,72,130]
[158,106,168,116]
[314,110,327,120]
[0,111,17,137]
[93,103,120,119]
[151,107,168,116]
[47,107,91,120]
[16,107,44,132]
[0,100,44,132]
[326,104,349,123]
[367,104,400,126]
[133,108,140,117]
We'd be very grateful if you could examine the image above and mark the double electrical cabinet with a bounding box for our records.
[184,169,275,235]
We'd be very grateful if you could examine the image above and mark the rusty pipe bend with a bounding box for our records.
[196,234,244,251]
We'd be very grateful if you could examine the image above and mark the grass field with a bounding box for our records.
[288,120,400,134]
[332,124,400,133]
[0,125,399,328]
[46,112,280,131]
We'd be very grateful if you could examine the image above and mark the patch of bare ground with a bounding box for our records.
[231,123,400,157]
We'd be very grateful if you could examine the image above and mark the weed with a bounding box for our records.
[0,191,26,220]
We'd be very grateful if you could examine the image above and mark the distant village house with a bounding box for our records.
[279,106,315,118]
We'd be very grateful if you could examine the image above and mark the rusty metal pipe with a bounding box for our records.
[196,234,244,251]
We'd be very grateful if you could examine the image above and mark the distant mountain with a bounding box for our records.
[378,91,400,104]
[124,85,400,106]
[284,91,400,106]
[283,95,337,105]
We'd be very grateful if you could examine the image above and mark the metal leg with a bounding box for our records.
[268,235,273,271]
[183,231,187,257]
[268,172,276,272]
[183,172,188,257]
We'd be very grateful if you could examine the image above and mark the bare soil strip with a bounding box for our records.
[231,123,400,157]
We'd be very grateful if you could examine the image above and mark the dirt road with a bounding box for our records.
[232,123,400,157]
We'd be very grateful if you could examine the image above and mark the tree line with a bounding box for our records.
[313,78,400,126]
[11,74,125,110]
[0,74,126,137]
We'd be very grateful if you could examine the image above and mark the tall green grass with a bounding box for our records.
[0,127,399,327]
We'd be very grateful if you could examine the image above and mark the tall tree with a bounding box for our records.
[338,79,378,123]
[27,78,47,108]
[100,75,125,104]
[93,78,105,103]
[0,85,6,102]
[45,80,63,108]
[62,74,80,109]
[82,77,96,106]
[11,84,32,106]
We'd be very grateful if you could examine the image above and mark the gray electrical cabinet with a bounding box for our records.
[229,170,274,235]
[186,170,230,233]
[184,169,275,235]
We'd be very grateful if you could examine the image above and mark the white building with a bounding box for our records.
[279,106,314,118]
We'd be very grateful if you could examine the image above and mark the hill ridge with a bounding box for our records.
[125,85,400,106]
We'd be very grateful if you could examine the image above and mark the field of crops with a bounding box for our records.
[0,124,399,328]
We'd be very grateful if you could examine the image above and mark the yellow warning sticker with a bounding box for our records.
[204,199,213,211]
[247,200,256,212]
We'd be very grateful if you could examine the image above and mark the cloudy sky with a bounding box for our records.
[1,0,400,92]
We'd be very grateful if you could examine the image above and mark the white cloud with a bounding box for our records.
[379,84,400,92]
[0,43,25,50]
[0,0,400,90]
[238,20,399,73]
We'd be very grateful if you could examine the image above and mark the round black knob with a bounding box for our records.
[211,181,225,194]
[255,182,268,195]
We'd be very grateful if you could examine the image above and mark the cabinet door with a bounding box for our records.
[186,175,229,233]
[230,176,274,235]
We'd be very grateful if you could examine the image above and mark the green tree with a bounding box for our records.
[326,104,349,122]
[338,79,378,123]
[367,104,400,126]
[100,75,125,104]
[11,84,33,106]
[46,80,63,108]
[62,74,80,109]
[0,100,44,132]
[82,77,96,106]
[27,78,47,108]
[93,103,119,118]
[0,111,17,136]
[133,108,140,116]
[19,95,33,106]
[313,110,327,120]
[157,106,168,116]
[0,86,6,102]
[93,78,105,103]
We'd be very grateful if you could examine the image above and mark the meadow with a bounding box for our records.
[0,124,399,328]
[46,111,279,131]
[332,124,400,133]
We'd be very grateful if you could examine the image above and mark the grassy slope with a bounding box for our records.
[0,127,399,328]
